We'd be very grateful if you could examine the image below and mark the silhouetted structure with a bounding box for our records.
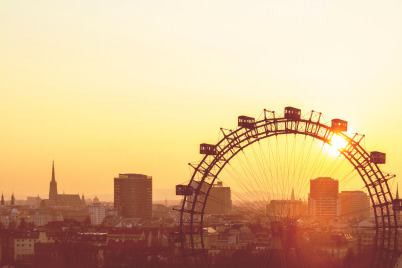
[370,151,386,164]
[41,161,85,207]
[339,191,370,219]
[308,177,339,218]
[114,173,152,219]
[204,181,232,215]
[238,116,256,129]
[331,119,348,132]
[266,189,303,219]
[49,160,58,203]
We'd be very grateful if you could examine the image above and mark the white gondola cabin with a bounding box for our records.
[284,107,301,120]
[200,143,217,155]
[238,116,255,129]
[370,151,386,164]
[331,119,348,132]
[176,185,194,196]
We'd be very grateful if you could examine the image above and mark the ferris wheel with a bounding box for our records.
[175,107,398,267]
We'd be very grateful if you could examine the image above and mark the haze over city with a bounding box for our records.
[2,1,402,268]
[1,1,402,201]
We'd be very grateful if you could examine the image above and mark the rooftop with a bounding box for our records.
[117,174,152,179]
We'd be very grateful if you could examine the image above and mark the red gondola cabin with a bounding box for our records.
[200,143,217,155]
[284,107,301,120]
[238,116,255,129]
[370,151,386,164]
[176,185,194,196]
[331,119,348,132]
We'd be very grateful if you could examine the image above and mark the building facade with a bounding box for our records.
[266,188,304,219]
[308,177,339,218]
[204,182,232,215]
[14,232,54,261]
[114,173,152,219]
[88,197,106,225]
[42,161,85,207]
[339,191,370,219]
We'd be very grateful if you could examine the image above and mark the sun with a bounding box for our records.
[330,134,348,151]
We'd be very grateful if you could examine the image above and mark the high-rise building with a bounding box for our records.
[308,177,339,218]
[204,182,232,215]
[339,191,370,219]
[114,173,152,219]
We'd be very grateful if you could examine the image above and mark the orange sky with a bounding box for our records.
[1,1,402,201]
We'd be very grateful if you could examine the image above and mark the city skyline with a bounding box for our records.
[1,1,402,201]
[2,2,402,267]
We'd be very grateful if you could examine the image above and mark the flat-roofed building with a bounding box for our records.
[309,177,339,219]
[204,182,232,215]
[339,191,370,219]
[114,173,152,219]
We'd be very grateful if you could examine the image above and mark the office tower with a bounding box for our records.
[204,181,232,215]
[308,177,339,218]
[114,173,152,219]
[339,191,370,219]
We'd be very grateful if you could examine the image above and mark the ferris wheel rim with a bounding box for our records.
[179,108,397,267]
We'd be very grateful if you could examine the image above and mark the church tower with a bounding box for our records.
[1,193,4,205]
[49,161,58,204]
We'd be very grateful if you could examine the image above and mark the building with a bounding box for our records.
[26,196,42,207]
[41,161,85,207]
[339,191,370,219]
[266,189,303,219]
[184,227,219,250]
[14,232,54,261]
[88,196,106,225]
[308,177,339,218]
[31,211,63,227]
[114,173,152,219]
[204,182,232,215]
[49,161,58,203]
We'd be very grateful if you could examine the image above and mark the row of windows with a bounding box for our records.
[16,239,35,242]
[16,244,32,247]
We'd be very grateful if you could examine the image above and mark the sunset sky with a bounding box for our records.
[1,1,402,201]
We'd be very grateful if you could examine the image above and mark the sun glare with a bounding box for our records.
[330,134,348,151]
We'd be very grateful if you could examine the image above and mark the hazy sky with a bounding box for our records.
[1,1,402,201]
